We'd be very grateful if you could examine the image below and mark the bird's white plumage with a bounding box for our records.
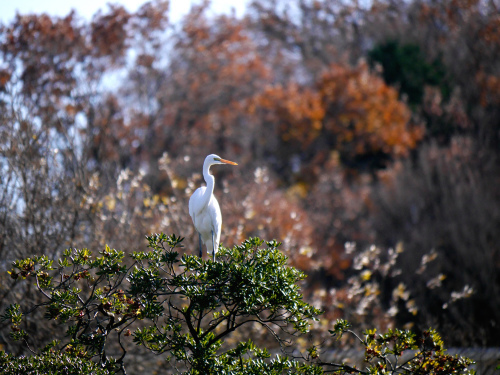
[189,186,222,255]
[188,154,237,259]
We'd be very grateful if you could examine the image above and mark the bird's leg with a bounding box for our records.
[211,230,216,262]
[198,233,203,258]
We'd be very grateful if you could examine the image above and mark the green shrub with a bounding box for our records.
[1,234,475,374]
[0,351,109,375]
[368,40,450,106]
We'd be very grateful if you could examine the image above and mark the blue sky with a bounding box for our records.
[0,0,246,24]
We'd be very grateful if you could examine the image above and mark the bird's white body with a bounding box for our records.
[188,154,237,260]
[189,186,222,255]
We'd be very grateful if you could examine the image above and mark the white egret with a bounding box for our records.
[189,154,237,261]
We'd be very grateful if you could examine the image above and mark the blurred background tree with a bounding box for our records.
[1,0,499,361]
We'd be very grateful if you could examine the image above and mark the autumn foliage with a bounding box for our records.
[253,62,422,171]
[1,0,499,362]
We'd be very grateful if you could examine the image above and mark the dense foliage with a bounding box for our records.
[0,351,110,375]
[1,236,474,374]
[2,235,321,373]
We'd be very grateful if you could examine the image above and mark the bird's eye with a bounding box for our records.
[214,157,220,161]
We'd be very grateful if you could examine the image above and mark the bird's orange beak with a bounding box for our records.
[220,158,238,165]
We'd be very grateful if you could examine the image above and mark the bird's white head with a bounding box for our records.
[202,154,238,178]
[204,154,238,167]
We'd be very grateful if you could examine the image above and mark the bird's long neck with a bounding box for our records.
[199,162,215,209]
